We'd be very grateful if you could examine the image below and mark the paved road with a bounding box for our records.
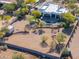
[70,26,79,59]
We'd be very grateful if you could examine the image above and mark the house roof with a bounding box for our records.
[39,3,68,15]
[0,0,16,4]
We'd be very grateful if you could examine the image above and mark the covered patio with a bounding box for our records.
[39,3,68,23]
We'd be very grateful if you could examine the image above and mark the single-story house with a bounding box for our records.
[39,3,68,23]
[39,3,68,19]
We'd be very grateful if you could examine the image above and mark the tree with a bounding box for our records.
[0,15,2,20]
[20,7,29,14]
[53,0,60,3]
[62,12,76,23]
[0,31,5,38]
[31,10,41,18]
[4,15,12,21]
[31,10,41,24]
[64,0,77,3]
[16,0,24,8]
[24,0,36,4]
[2,3,16,13]
[20,2,26,8]
[1,27,9,34]
[56,33,66,44]
[15,7,29,17]
[68,0,77,3]
[26,15,36,23]
[53,33,66,53]
[36,19,46,27]
[75,8,79,15]
[41,35,48,47]
[67,3,77,9]
[15,10,21,16]
[12,53,25,59]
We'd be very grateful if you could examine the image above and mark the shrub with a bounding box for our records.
[0,15,2,20]
[4,15,12,21]
[62,12,76,23]
[56,33,66,43]
[2,3,16,12]
[12,53,25,59]
[31,10,41,18]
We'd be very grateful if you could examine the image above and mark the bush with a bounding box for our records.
[0,32,5,38]
[4,15,12,21]
[68,0,77,3]
[67,3,77,9]
[0,45,8,51]
[0,15,2,20]
[24,0,36,4]
[20,7,29,14]
[0,15,11,21]
[31,10,41,18]
[26,15,35,23]
[2,3,16,12]
[62,12,76,23]
[63,22,70,28]
[56,33,66,43]
[12,53,25,59]
[15,7,29,17]
[2,45,8,51]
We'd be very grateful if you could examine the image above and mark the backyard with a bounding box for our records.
[0,0,79,59]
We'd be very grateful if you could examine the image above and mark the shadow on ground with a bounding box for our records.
[13,31,29,35]
[62,26,73,36]
[6,43,59,59]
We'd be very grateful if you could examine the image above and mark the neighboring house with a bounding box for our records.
[0,0,16,4]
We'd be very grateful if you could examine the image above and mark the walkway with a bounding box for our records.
[70,26,79,59]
